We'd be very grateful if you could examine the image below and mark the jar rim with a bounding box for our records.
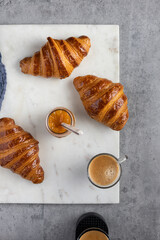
[46,107,76,138]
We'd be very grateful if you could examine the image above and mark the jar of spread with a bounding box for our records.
[46,107,76,138]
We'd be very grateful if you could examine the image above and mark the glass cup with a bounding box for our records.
[46,107,76,138]
[87,153,127,189]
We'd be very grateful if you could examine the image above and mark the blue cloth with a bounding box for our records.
[0,53,7,110]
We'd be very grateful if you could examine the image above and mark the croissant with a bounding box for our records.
[20,35,91,79]
[73,75,129,131]
[0,118,44,183]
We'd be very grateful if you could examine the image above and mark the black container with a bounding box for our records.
[76,212,110,240]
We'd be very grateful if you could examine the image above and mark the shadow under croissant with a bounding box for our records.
[68,78,91,122]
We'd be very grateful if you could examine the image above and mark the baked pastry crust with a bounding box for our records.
[20,36,91,79]
[0,118,44,183]
[73,75,129,131]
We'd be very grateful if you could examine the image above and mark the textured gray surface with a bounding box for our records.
[0,0,160,239]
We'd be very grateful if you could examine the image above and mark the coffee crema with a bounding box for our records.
[80,230,109,240]
[88,154,120,187]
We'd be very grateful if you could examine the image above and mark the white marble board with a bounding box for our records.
[0,25,119,204]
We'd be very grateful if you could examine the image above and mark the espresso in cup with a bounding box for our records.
[76,212,110,240]
[88,153,121,188]
[80,230,109,240]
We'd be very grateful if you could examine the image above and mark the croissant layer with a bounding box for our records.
[0,118,44,183]
[20,36,91,79]
[73,75,129,131]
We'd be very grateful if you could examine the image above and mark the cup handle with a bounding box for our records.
[118,155,128,164]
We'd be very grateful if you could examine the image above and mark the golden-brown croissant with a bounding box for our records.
[0,118,44,183]
[20,35,91,79]
[73,75,129,131]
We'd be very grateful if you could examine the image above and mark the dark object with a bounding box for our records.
[76,212,110,240]
[0,53,7,110]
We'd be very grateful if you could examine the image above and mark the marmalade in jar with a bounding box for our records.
[48,109,72,134]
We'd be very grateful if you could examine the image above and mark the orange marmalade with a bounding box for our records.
[48,109,72,134]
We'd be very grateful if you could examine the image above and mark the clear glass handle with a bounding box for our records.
[118,155,128,164]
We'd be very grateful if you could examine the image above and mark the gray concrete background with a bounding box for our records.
[0,0,160,239]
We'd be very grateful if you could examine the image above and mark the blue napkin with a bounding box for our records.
[0,53,7,110]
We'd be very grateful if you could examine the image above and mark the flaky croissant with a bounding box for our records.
[73,75,129,131]
[20,35,91,79]
[0,118,44,183]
